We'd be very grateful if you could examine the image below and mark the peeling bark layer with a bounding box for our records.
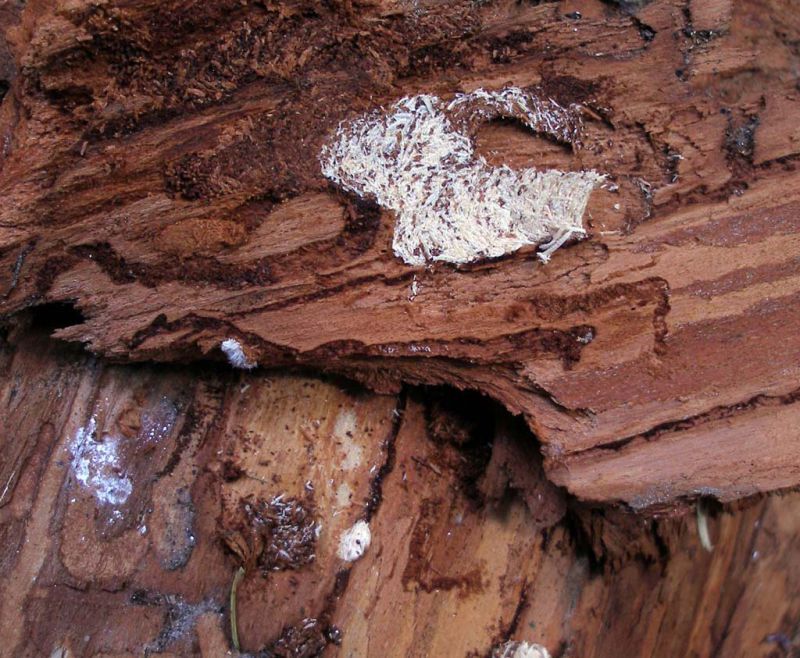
[2,0,800,505]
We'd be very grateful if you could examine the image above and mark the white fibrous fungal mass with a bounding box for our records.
[70,417,133,506]
[221,338,257,370]
[337,520,371,562]
[320,87,603,266]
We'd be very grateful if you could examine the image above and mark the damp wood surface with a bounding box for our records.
[2,327,800,658]
[2,2,800,503]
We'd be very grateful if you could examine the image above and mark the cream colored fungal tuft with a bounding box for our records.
[337,520,371,561]
[320,87,602,266]
[221,338,257,370]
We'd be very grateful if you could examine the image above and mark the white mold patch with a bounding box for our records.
[320,87,603,266]
[493,641,551,658]
[337,520,371,562]
[221,338,257,370]
[70,417,133,507]
[143,596,219,654]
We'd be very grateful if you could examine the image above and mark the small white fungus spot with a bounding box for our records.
[337,520,371,562]
[408,275,420,301]
[493,641,551,658]
[70,417,133,507]
[320,87,603,266]
[221,338,257,370]
[696,500,714,552]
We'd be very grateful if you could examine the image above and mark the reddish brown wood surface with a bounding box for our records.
[2,326,800,658]
[5,3,800,656]
[2,1,800,502]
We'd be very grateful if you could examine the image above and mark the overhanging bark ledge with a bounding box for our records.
[2,0,800,506]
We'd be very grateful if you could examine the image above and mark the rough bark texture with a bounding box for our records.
[3,1,800,655]
[3,325,800,658]
[2,0,800,506]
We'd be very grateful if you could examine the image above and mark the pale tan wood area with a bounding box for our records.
[1,327,800,657]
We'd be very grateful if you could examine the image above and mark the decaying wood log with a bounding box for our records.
[2,325,800,657]
[3,1,800,654]
[3,0,800,507]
